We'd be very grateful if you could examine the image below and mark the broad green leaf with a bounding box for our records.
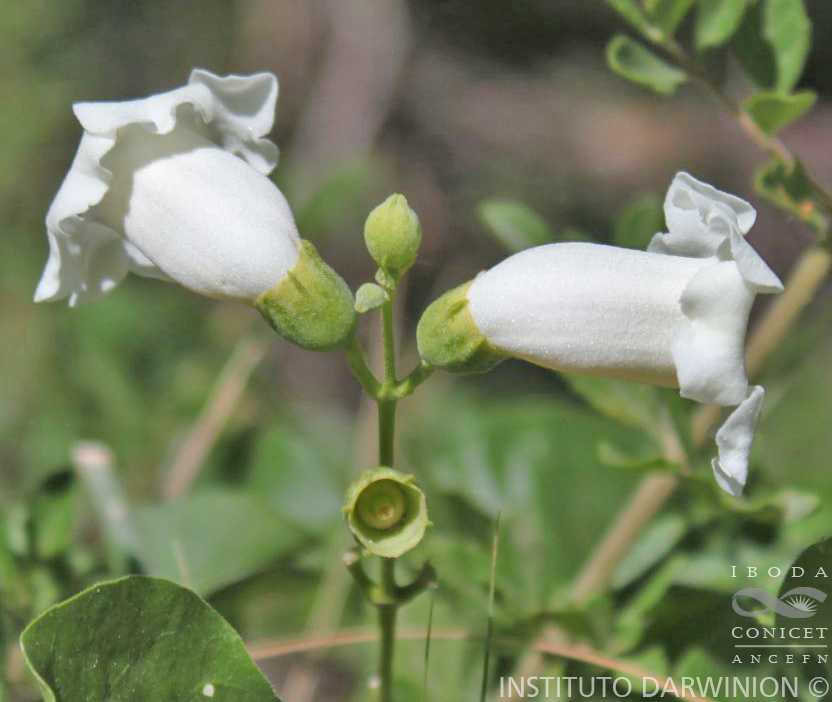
[754,158,826,232]
[21,576,280,702]
[643,0,697,37]
[695,0,750,49]
[606,35,687,95]
[763,0,811,92]
[132,490,303,595]
[744,90,816,136]
[477,199,554,253]
[603,0,653,34]
[613,194,664,250]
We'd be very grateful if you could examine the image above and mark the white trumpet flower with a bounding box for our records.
[35,69,355,350]
[418,173,783,496]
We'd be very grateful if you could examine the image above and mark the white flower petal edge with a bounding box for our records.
[466,172,783,496]
[711,385,765,497]
[35,69,300,306]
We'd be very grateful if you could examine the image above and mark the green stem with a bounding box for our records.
[378,399,396,467]
[379,558,397,702]
[344,335,381,398]
[395,361,435,399]
[380,295,397,387]
[378,282,399,702]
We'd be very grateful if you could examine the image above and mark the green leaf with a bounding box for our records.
[132,490,304,596]
[603,0,653,35]
[606,35,687,95]
[21,576,280,702]
[477,199,554,253]
[695,0,751,49]
[613,194,664,250]
[643,0,697,37]
[744,90,816,136]
[763,0,811,92]
[754,158,826,232]
[733,1,777,88]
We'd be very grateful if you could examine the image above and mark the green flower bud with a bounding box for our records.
[364,194,422,279]
[416,281,506,373]
[343,467,429,558]
[257,240,356,351]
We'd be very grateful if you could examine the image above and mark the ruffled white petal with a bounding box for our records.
[711,385,765,497]
[649,171,782,293]
[36,69,293,305]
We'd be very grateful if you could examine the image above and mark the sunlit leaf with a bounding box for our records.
[744,90,816,136]
[606,35,687,95]
[21,576,281,702]
[477,199,554,253]
[695,0,751,49]
[762,0,811,92]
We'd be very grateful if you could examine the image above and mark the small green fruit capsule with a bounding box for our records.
[257,240,356,351]
[343,467,429,558]
[416,281,506,373]
[364,194,422,279]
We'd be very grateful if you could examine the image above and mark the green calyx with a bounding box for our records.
[364,194,422,279]
[257,240,356,351]
[343,468,429,558]
[416,280,506,374]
